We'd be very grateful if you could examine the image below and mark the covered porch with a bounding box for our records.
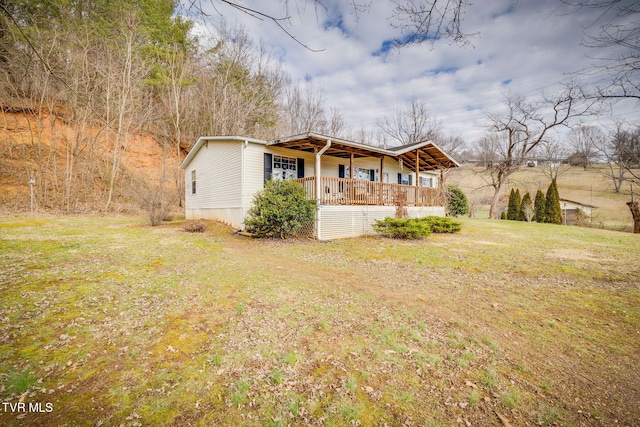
[297,176,444,206]
[268,132,458,208]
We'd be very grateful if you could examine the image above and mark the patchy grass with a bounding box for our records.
[0,215,639,426]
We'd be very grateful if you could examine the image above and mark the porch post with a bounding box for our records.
[379,156,385,205]
[415,150,420,206]
[349,153,354,202]
[315,140,331,240]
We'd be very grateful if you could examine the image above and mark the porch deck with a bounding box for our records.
[297,177,444,207]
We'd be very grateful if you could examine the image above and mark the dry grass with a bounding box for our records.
[1,216,639,426]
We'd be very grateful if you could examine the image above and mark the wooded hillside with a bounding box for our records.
[0,0,345,213]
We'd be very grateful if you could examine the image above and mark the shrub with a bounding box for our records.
[244,179,316,238]
[507,188,521,220]
[545,179,563,225]
[446,185,469,217]
[520,192,533,222]
[422,216,462,233]
[373,217,432,239]
[534,189,546,222]
[373,216,462,239]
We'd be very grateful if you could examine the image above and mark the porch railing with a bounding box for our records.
[296,177,444,207]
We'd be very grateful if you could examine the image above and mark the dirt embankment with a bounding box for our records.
[0,109,182,213]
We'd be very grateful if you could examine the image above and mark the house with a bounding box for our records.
[178,133,459,240]
[560,198,598,225]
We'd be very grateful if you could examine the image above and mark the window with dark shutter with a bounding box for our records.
[297,158,304,178]
[264,153,273,184]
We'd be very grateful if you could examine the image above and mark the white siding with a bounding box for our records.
[243,145,316,218]
[243,143,267,214]
[184,140,242,226]
[317,205,445,240]
[185,208,243,228]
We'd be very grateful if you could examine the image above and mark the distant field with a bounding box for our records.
[448,165,635,228]
[1,216,639,426]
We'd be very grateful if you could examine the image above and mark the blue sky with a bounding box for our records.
[195,0,639,144]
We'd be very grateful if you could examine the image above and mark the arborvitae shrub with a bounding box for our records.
[520,192,533,222]
[507,189,518,220]
[446,185,469,217]
[244,179,316,238]
[545,179,563,225]
[507,189,522,220]
[534,189,546,222]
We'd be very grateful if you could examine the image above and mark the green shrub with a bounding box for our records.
[545,179,563,225]
[373,216,461,239]
[534,189,546,222]
[446,185,469,217]
[507,188,522,220]
[244,179,316,238]
[373,217,432,239]
[422,216,462,233]
[520,192,533,222]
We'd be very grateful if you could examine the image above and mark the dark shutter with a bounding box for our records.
[339,165,345,178]
[397,173,402,184]
[297,158,304,178]
[369,170,375,181]
[408,175,413,186]
[264,153,273,184]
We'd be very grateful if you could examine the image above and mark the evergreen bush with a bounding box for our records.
[373,217,432,239]
[422,216,462,233]
[545,179,563,225]
[534,189,546,222]
[507,188,522,220]
[446,185,469,217]
[244,179,316,238]
[373,216,462,239]
[520,192,533,222]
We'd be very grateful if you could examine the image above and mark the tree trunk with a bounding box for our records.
[627,201,640,233]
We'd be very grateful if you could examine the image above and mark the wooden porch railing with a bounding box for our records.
[297,177,444,207]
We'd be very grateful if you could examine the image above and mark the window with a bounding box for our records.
[340,166,376,181]
[398,173,411,185]
[191,170,196,194]
[419,176,433,187]
[272,155,297,180]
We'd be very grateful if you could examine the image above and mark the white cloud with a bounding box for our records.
[192,0,639,143]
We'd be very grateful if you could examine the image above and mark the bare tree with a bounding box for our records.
[598,121,640,193]
[281,80,346,136]
[566,125,604,169]
[431,132,466,159]
[390,0,477,48]
[483,81,597,218]
[194,1,476,51]
[565,0,640,102]
[377,95,441,147]
[535,138,571,180]
[473,134,500,167]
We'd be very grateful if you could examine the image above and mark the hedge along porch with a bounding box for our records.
[179,133,459,240]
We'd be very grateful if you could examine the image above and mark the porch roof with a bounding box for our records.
[269,133,459,171]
